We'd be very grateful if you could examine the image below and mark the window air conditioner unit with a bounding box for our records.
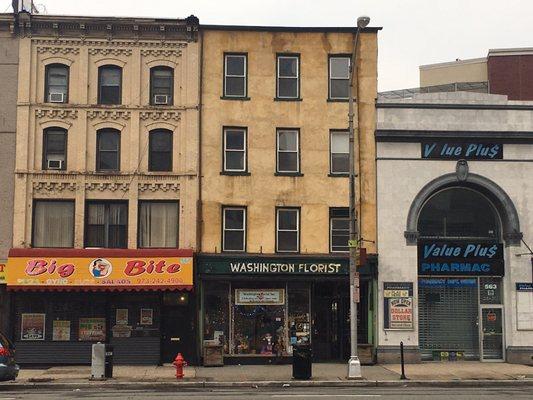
[49,92,65,103]
[47,159,63,170]
[154,94,169,105]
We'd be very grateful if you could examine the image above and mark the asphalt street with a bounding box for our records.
[0,387,531,399]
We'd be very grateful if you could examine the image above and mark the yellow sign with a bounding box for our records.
[0,262,6,284]
[6,256,193,288]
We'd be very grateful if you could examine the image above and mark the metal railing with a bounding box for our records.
[378,81,488,100]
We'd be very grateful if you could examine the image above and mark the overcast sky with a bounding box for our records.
[5,0,531,91]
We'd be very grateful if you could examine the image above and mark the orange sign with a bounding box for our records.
[6,256,193,288]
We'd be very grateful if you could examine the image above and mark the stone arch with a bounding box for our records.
[405,172,522,246]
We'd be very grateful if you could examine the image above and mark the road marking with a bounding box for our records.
[272,395,381,398]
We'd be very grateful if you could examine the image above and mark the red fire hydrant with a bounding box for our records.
[173,353,187,379]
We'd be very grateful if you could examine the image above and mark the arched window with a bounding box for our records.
[98,65,122,105]
[150,66,173,105]
[417,187,500,239]
[96,129,120,172]
[45,64,69,103]
[43,127,67,170]
[149,129,173,171]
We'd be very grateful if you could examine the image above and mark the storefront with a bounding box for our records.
[6,248,196,365]
[198,254,377,364]
[376,92,533,364]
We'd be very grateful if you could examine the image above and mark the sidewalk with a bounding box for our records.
[3,362,533,389]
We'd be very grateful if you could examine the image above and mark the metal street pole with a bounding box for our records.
[347,15,370,380]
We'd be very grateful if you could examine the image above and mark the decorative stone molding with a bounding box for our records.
[35,109,78,120]
[138,182,180,192]
[87,110,131,120]
[88,48,132,56]
[404,231,419,246]
[85,182,130,192]
[33,181,77,193]
[140,111,181,122]
[37,46,80,55]
[141,49,182,58]
[32,39,188,49]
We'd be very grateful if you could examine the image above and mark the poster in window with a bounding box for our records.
[21,313,46,340]
[79,318,106,341]
[383,282,414,330]
[52,320,71,341]
[116,308,128,325]
[235,289,285,305]
[140,308,153,325]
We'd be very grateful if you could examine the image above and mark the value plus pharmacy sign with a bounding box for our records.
[421,141,503,160]
[417,240,504,276]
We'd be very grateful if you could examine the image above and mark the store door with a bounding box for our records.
[161,293,194,363]
[480,306,504,361]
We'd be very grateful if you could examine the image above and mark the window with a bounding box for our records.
[33,201,75,248]
[85,201,128,248]
[138,201,179,248]
[222,207,246,252]
[45,64,69,103]
[329,56,350,100]
[43,127,67,170]
[96,129,120,172]
[277,55,299,99]
[224,54,247,97]
[276,129,299,173]
[98,65,122,105]
[330,130,349,175]
[276,208,299,253]
[330,208,349,252]
[150,67,173,105]
[418,187,500,239]
[223,127,247,173]
[149,129,173,172]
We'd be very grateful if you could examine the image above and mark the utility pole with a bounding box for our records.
[347,15,370,380]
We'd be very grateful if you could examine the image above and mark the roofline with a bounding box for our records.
[419,57,487,70]
[0,12,192,24]
[200,24,382,33]
[489,47,533,57]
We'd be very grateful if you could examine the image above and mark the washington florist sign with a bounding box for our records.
[418,240,504,276]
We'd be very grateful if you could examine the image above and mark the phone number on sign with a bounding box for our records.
[98,278,184,285]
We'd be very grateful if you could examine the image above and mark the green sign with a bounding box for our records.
[198,257,349,275]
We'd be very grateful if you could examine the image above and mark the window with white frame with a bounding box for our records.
[223,128,247,172]
[330,208,349,252]
[276,208,299,253]
[329,56,350,100]
[224,54,247,97]
[330,130,349,174]
[277,55,299,99]
[276,129,299,173]
[222,207,246,252]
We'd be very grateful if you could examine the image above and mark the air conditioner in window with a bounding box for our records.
[47,158,64,170]
[49,92,65,103]
[154,94,169,105]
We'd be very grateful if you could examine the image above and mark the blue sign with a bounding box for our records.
[418,240,504,277]
[421,142,503,160]
[419,278,477,288]
[516,283,533,292]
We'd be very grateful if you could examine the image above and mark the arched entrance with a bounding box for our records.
[416,187,505,361]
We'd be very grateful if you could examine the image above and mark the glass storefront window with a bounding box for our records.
[288,284,311,352]
[203,281,230,353]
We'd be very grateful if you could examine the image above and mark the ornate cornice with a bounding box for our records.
[87,110,131,120]
[32,181,77,193]
[32,38,189,49]
[35,109,78,119]
[37,46,80,55]
[85,182,130,192]
[141,49,182,58]
[140,110,181,121]
[138,182,180,192]
[88,48,132,56]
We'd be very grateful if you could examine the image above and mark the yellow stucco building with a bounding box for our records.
[197,26,379,363]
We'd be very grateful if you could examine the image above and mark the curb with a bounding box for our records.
[1,379,533,390]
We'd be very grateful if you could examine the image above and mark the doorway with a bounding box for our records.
[161,292,195,364]
[480,306,504,361]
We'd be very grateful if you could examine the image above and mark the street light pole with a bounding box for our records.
[347,15,370,380]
